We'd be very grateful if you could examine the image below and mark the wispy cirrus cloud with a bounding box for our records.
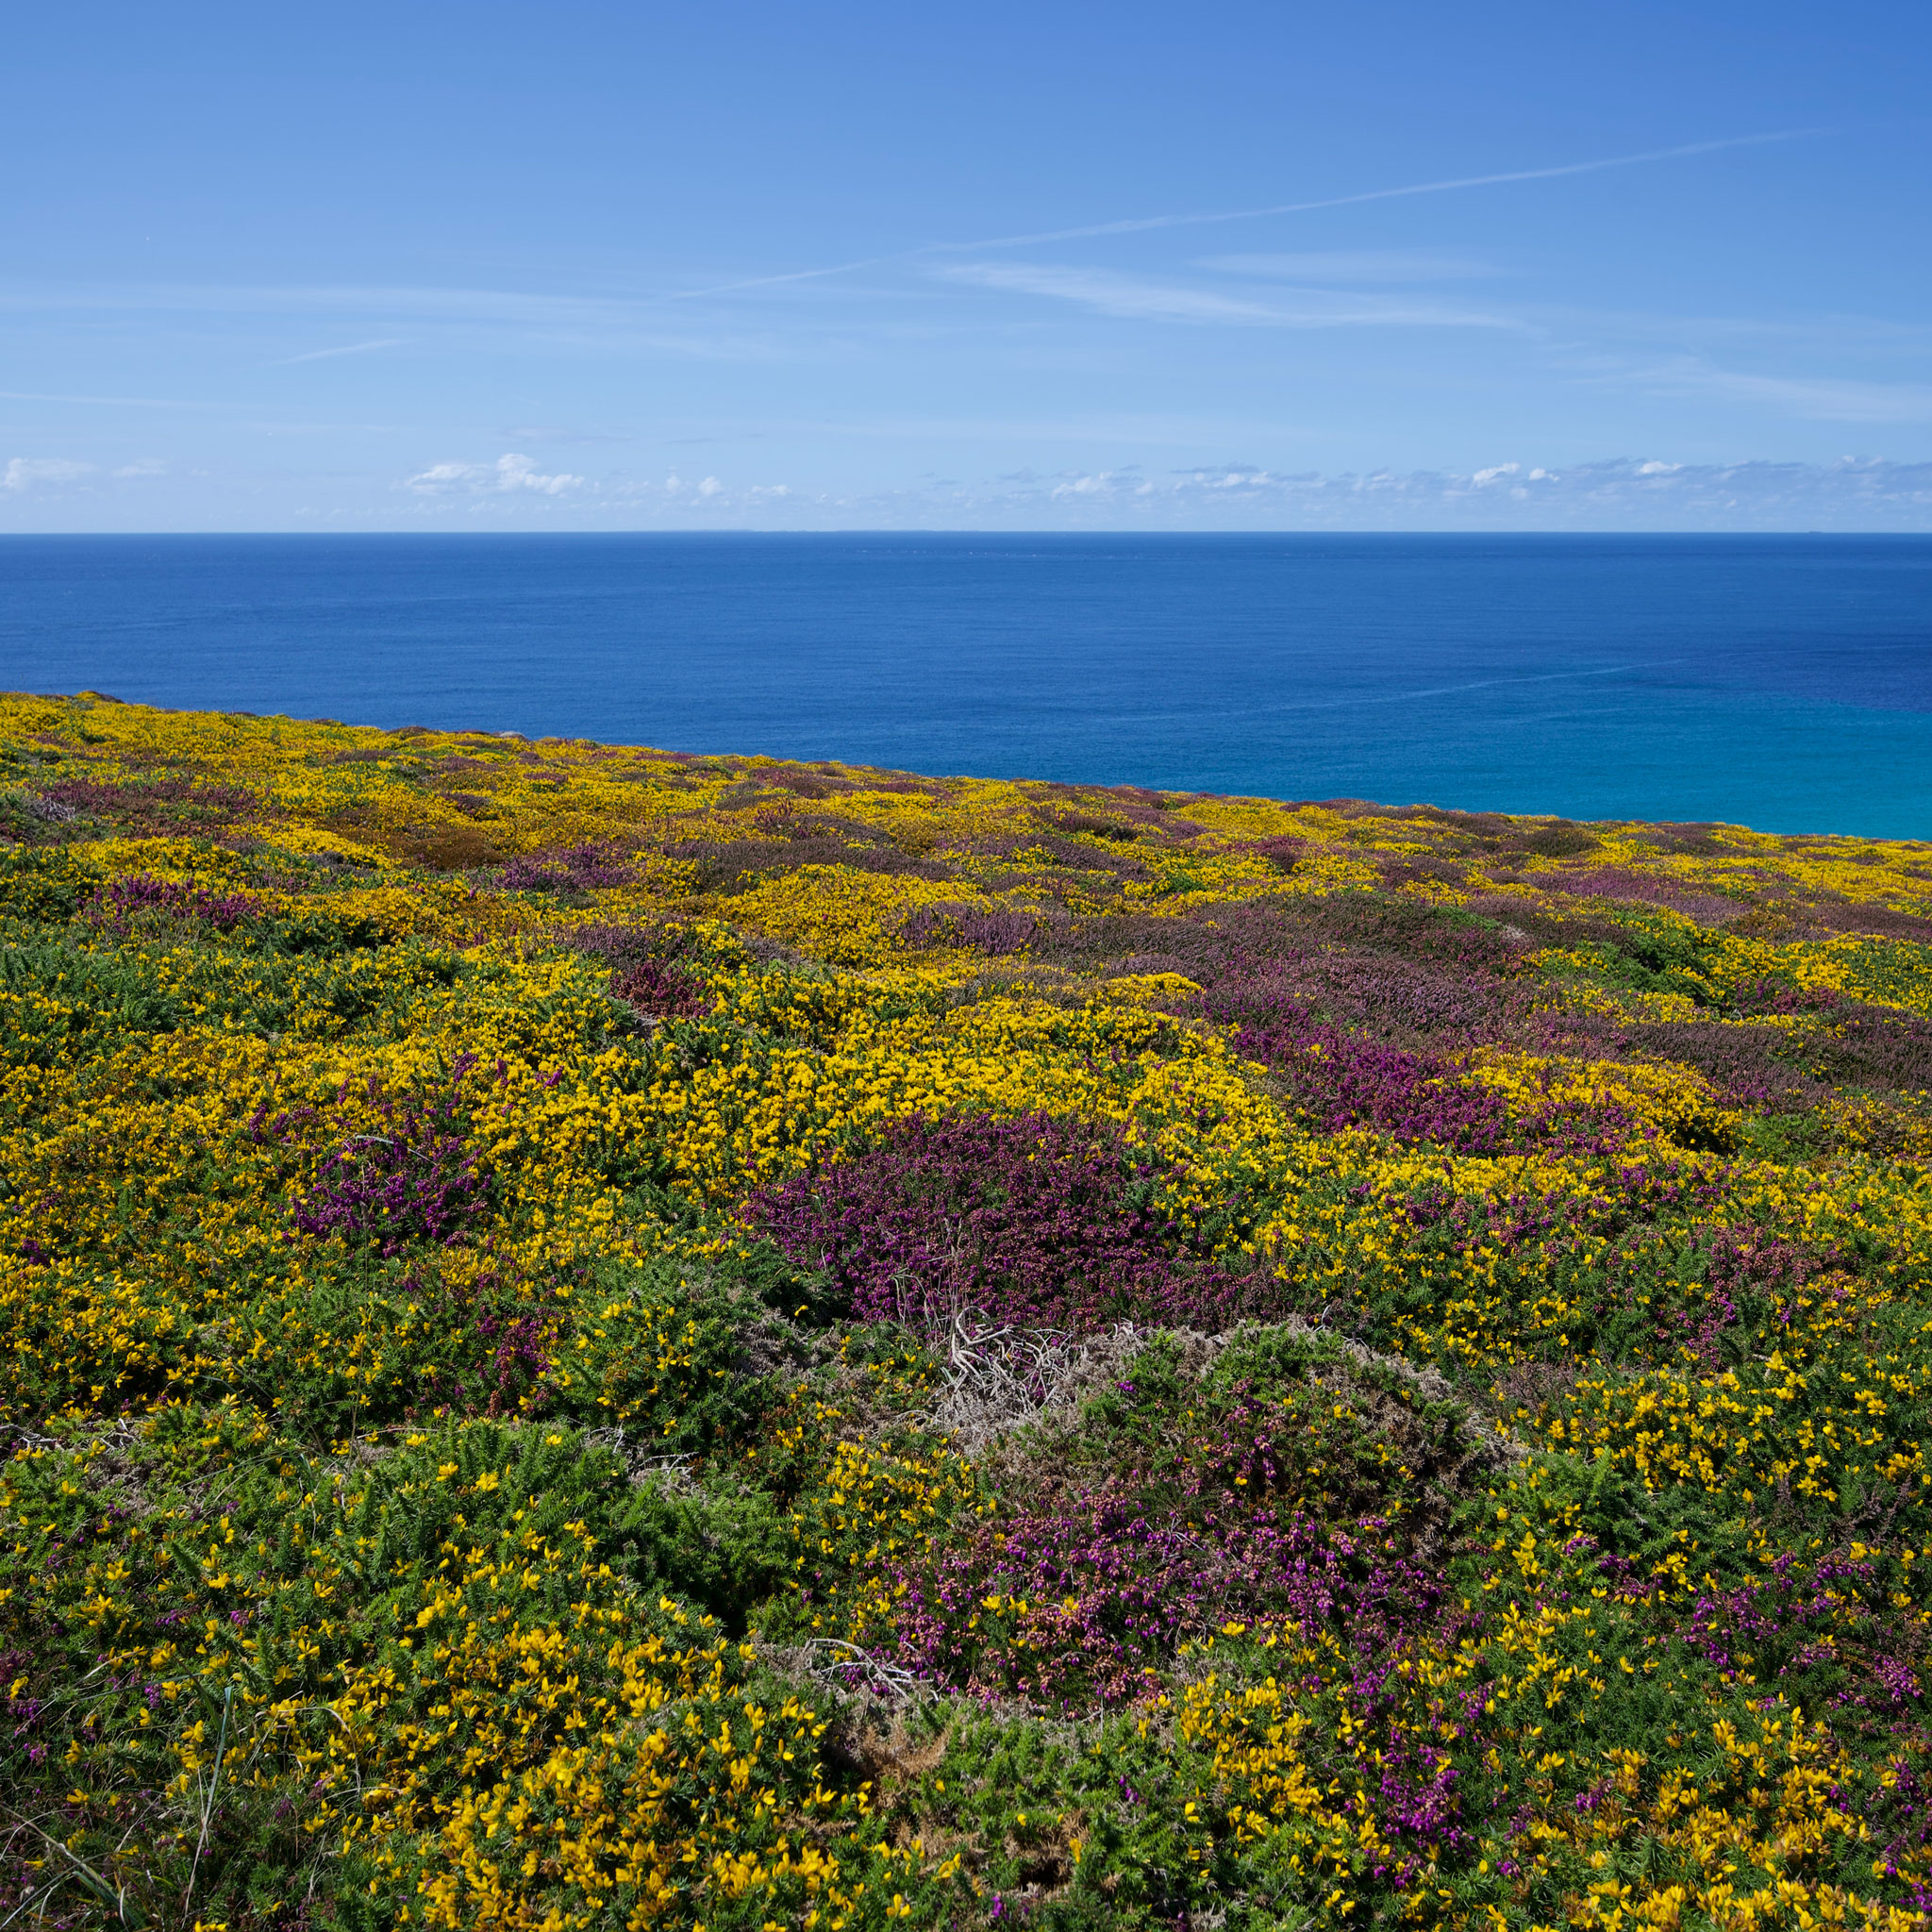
[0,283,624,324]
[938,263,1280,325]
[269,337,408,365]
[1201,250,1499,283]
[658,129,1816,302]
[501,425,636,445]
[0,128,1822,375]
[0,389,190,408]
[924,131,1818,252]
[939,261,1518,330]
[1629,358,1932,424]
[0,283,786,362]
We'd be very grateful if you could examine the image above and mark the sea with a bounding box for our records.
[2,533,1929,839]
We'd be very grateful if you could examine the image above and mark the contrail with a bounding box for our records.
[268,338,408,365]
[664,128,1818,301]
[0,389,191,408]
[930,130,1818,250]
[667,254,904,301]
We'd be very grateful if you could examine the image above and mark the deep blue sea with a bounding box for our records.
[3,533,1930,838]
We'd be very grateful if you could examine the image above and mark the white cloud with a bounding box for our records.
[1132,456,1932,528]
[1201,251,1497,283]
[941,263,1280,325]
[1,456,166,496]
[3,457,93,491]
[1055,466,1278,501]
[811,457,1930,531]
[939,262,1515,330]
[405,452,584,496]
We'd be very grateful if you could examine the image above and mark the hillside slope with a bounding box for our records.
[4,691,1932,1929]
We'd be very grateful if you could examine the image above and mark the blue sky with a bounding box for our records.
[4,1,1929,531]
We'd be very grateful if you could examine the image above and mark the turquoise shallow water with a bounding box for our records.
[2,532,1929,837]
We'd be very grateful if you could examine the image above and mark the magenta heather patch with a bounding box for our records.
[863,1368,1453,1708]
[290,1056,490,1257]
[558,922,714,1015]
[43,774,258,820]
[884,1488,1438,1708]
[86,873,260,933]
[609,956,710,1019]
[1204,967,1635,1154]
[42,777,142,815]
[748,1111,1258,1332]
[1539,867,1745,922]
[1731,976,1844,1015]
[888,1477,1205,1706]
[1203,970,1511,1149]
[1248,834,1306,872]
[899,902,1044,955]
[1261,950,1529,1041]
[497,842,640,891]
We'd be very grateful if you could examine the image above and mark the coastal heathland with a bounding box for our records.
[5,692,1932,1930]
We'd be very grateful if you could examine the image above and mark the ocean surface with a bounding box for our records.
[2,533,1929,838]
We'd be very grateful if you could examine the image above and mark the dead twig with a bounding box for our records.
[801,1638,933,1707]
[904,1300,1155,1453]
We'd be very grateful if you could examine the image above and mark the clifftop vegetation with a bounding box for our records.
[5,691,1932,1929]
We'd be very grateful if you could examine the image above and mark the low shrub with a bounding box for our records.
[748,1111,1258,1333]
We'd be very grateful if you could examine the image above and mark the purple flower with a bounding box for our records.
[749,1111,1262,1334]
[1201,966,1632,1154]
[609,956,709,1019]
[497,841,639,891]
[291,1056,490,1257]
[85,872,259,934]
[900,904,1044,956]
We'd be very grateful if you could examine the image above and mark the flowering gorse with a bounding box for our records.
[5,691,1932,1928]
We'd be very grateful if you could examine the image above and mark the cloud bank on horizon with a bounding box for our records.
[17,451,1925,534]
[1,3,1927,532]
